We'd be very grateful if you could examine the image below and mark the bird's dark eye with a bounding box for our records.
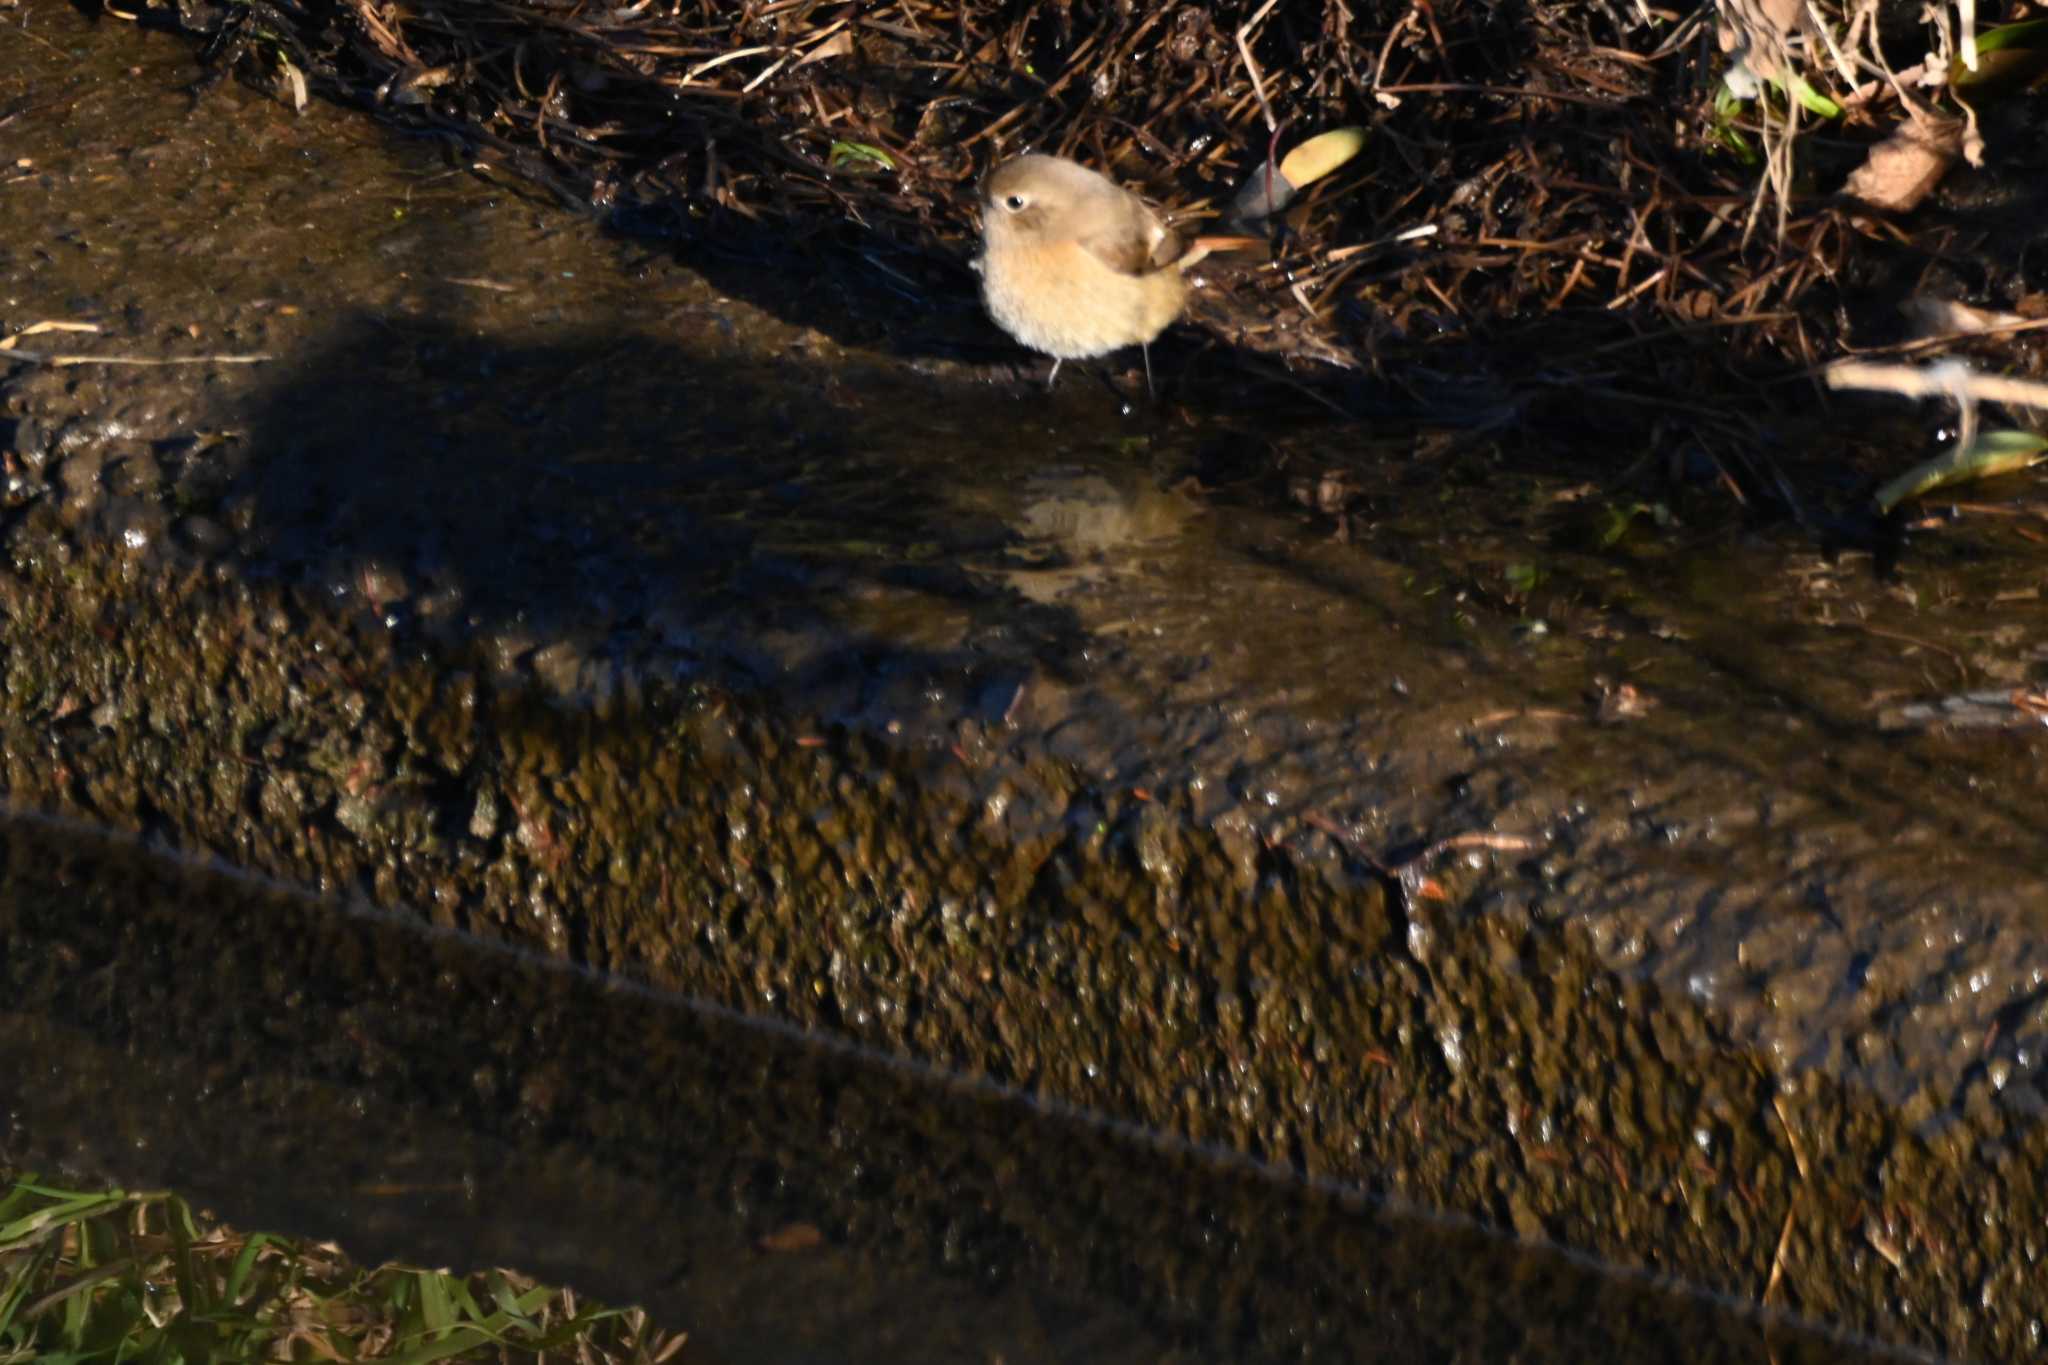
[1003,194,1027,211]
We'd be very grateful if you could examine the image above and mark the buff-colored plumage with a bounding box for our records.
[975,154,1190,381]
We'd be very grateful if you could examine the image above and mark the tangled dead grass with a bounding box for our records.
[132,0,2048,428]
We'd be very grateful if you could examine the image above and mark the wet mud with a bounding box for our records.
[7,8,2048,1360]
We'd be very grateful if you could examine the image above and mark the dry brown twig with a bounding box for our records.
[1826,360,2048,411]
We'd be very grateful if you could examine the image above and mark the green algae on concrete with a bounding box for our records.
[0,504,2040,1358]
[0,817,1926,1365]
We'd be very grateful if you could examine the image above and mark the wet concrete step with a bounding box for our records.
[4,8,2046,1359]
[0,815,1913,1364]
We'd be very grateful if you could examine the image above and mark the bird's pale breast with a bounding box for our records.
[979,235,1186,361]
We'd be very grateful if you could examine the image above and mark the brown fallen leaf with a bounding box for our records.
[793,26,853,68]
[1843,114,1965,214]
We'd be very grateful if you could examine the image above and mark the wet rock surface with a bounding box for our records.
[6,9,2048,1360]
[0,817,1917,1364]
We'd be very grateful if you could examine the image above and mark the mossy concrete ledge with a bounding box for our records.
[0,507,2037,1361]
[9,16,2048,1353]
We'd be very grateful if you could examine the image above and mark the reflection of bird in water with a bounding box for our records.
[972,130,1365,390]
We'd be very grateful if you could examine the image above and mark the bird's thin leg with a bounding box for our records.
[1046,358,1064,389]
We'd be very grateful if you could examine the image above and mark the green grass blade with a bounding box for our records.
[385,1325,494,1364]
[1,1172,665,1363]
[1875,428,2048,512]
[0,1195,132,1249]
[827,140,896,172]
[1781,73,1843,118]
[414,1270,454,1337]
[221,1234,273,1307]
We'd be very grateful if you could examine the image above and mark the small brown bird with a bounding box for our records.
[975,134,1365,390]
[974,154,1197,391]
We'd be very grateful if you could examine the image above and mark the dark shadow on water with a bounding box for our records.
[0,816,1914,1365]
[210,306,1101,721]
